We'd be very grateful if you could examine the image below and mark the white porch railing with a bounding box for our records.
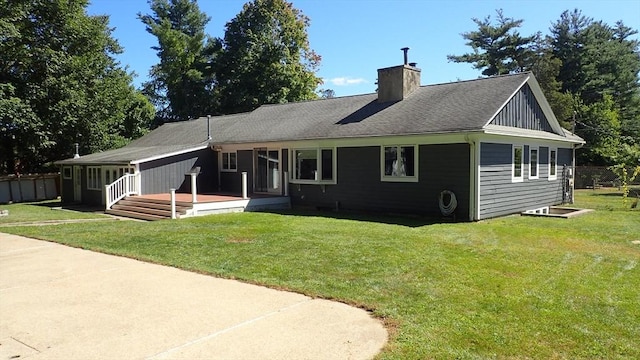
[105,173,140,210]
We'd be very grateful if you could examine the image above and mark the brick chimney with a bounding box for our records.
[377,47,421,103]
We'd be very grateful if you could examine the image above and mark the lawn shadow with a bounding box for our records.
[264,208,457,228]
[587,188,640,197]
[31,200,105,213]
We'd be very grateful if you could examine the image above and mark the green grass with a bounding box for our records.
[1,190,638,359]
[0,199,109,224]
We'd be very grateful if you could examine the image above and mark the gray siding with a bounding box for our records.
[479,142,571,219]
[220,149,289,196]
[492,84,553,132]
[220,150,254,194]
[290,144,470,219]
[139,149,217,194]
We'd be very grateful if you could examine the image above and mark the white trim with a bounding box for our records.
[87,166,102,190]
[512,145,524,183]
[220,151,238,172]
[380,145,419,183]
[529,146,539,180]
[62,166,72,179]
[130,144,209,164]
[548,148,558,180]
[289,147,337,185]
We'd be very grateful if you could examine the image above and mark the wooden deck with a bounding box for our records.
[132,192,290,217]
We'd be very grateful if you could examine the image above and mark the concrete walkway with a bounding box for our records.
[0,233,387,359]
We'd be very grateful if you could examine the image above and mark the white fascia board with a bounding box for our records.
[211,131,485,152]
[130,144,210,164]
[483,124,585,145]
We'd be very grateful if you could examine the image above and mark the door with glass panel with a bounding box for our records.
[254,148,280,193]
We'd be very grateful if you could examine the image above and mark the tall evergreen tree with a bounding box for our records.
[0,0,154,174]
[217,0,322,114]
[447,9,537,76]
[139,0,220,123]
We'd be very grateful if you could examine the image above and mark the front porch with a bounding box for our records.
[106,192,290,221]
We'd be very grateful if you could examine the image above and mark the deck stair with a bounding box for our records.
[106,196,192,221]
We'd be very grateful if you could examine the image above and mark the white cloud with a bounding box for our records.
[327,77,368,86]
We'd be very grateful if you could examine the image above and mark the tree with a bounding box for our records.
[139,0,220,124]
[0,0,154,174]
[550,10,640,165]
[217,0,322,114]
[447,9,537,76]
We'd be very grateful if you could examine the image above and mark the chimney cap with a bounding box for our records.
[409,62,417,67]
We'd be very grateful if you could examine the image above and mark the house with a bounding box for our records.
[56,60,585,221]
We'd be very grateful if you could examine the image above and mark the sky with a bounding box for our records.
[87,0,640,97]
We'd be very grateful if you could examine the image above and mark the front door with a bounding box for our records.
[254,148,280,193]
[73,166,82,202]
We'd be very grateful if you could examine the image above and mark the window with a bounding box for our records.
[512,145,523,182]
[87,167,102,190]
[381,145,417,182]
[62,167,72,179]
[292,148,335,183]
[221,152,237,171]
[529,147,539,179]
[549,148,557,180]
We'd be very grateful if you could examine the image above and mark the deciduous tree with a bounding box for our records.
[0,0,154,174]
[217,0,322,114]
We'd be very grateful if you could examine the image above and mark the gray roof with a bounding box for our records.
[213,73,531,143]
[58,72,583,165]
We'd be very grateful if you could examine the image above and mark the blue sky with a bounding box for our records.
[87,0,640,97]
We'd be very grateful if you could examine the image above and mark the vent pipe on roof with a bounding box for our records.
[73,143,80,159]
[207,115,211,141]
[401,47,409,65]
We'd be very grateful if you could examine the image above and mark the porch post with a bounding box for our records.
[190,173,197,203]
[170,188,176,219]
[241,171,248,199]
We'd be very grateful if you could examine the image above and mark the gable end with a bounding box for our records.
[491,84,553,132]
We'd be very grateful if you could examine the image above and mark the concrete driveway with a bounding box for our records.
[0,233,387,359]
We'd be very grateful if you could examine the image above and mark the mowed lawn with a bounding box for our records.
[1,189,638,359]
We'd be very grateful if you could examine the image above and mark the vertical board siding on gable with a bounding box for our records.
[492,84,553,132]
[479,142,566,219]
[139,149,217,194]
[290,144,470,219]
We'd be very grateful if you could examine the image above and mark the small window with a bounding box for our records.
[291,148,335,183]
[62,167,72,179]
[87,167,102,190]
[529,147,539,179]
[381,145,417,182]
[221,152,237,172]
[512,145,523,182]
[549,149,557,180]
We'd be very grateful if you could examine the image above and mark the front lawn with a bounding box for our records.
[1,190,638,359]
[0,199,109,224]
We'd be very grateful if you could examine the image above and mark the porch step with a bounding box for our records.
[106,196,192,221]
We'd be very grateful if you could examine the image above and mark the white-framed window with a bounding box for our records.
[291,148,335,184]
[512,145,523,182]
[381,145,418,182]
[221,152,237,172]
[548,148,557,180]
[529,146,539,179]
[87,166,102,190]
[62,166,72,179]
